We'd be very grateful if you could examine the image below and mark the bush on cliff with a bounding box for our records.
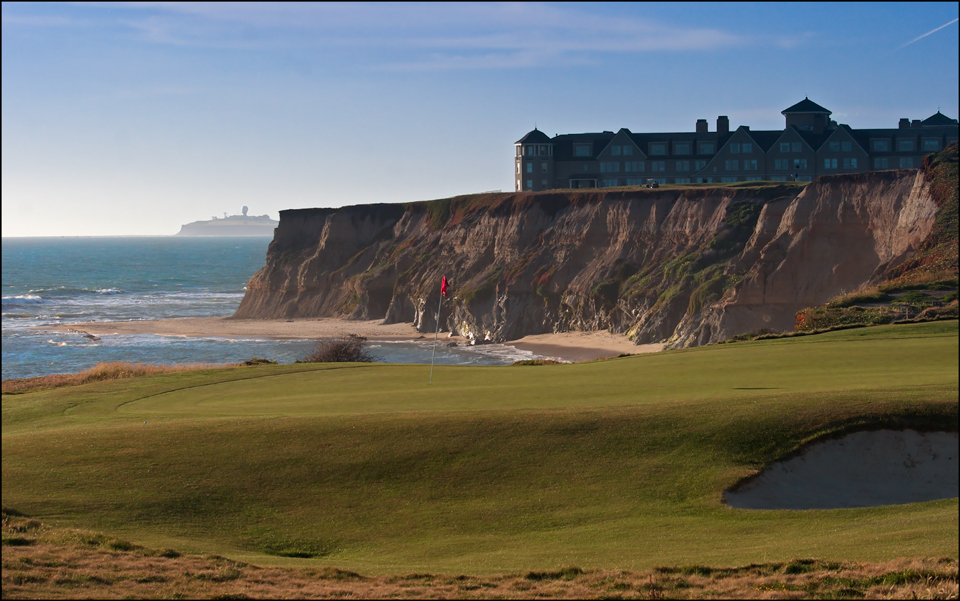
[299,335,375,363]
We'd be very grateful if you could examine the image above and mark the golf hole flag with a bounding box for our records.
[430,275,449,384]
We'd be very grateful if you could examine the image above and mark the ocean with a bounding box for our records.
[1,237,540,381]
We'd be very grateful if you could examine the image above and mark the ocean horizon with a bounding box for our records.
[1,237,540,381]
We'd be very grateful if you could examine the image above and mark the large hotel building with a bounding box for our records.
[514,98,958,191]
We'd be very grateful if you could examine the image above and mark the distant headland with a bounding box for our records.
[175,206,279,236]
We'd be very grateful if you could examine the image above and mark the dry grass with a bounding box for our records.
[1,361,232,395]
[3,510,956,600]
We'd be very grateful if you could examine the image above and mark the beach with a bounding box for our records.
[42,318,662,363]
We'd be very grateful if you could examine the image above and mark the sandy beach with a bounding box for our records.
[41,318,662,363]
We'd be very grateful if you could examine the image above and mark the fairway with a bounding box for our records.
[2,321,958,574]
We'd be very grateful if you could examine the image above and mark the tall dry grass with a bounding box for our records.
[2,509,957,600]
[1,361,232,395]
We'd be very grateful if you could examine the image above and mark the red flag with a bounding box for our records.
[441,276,448,297]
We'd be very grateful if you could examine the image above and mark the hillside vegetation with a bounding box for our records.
[796,144,959,332]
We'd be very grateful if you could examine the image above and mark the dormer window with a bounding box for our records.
[649,143,667,155]
[574,144,591,157]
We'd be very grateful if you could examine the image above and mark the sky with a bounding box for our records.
[2,2,958,237]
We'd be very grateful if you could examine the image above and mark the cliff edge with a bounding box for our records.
[235,154,953,348]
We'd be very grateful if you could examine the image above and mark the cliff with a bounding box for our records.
[234,168,943,347]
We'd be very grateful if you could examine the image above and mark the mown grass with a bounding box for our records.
[2,322,957,576]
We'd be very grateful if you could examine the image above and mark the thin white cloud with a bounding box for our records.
[7,3,809,69]
[898,17,959,49]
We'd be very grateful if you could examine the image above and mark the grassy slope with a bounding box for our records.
[2,322,958,575]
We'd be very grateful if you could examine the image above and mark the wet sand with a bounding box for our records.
[41,318,663,363]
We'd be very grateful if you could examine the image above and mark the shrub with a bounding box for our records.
[241,358,277,366]
[299,335,375,363]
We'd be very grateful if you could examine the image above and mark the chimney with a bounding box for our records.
[899,118,910,129]
[717,116,729,135]
[696,119,708,133]
[912,119,922,128]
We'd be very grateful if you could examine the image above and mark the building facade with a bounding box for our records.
[514,99,959,191]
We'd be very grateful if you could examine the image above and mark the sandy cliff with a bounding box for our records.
[234,169,938,347]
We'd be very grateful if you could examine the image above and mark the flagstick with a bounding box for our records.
[429,286,443,385]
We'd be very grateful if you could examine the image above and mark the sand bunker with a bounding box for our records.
[724,430,958,510]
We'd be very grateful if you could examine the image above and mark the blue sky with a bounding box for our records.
[2,2,958,236]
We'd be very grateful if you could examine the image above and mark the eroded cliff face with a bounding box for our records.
[234,170,936,347]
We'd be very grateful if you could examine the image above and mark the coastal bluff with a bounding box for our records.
[234,167,943,348]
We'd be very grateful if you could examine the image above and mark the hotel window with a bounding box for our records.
[697,177,713,183]
[600,162,621,173]
[793,158,807,170]
[744,159,758,171]
[923,139,940,151]
[721,177,738,183]
[526,180,533,190]
[542,179,548,188]
[625,161,644,173]
[539,145,547,155]
[745,177,762,181]
[842,141,852,152]
[770,176,787,181]
[623,145,634,156]
[791,142,802,153]
[516,163,521,175]
[872,140,890,152]
[775,159,788,170]
[611,145,621,156]
[900,157,914,168]
[675,178,691,183]
[842,158,857,169]
[651,161,666,172]
[897,139,915,151]
[676,160,690,172]
[517,146,522,157]
[674,143,691,155]
[829,141,840,152]
[874,157,889,169]
[574,145,591,157]
[602,179,619,187]
[526,163,533,173]
[649,143,667,155]
[698,142,715,154]
[541,163,548,173]
[694,160,706,170]
[824,158,838,169]
[626,178,644,186]
[729,143,741,154]
[742,143,752,153]
[780,142,791,153]
[725,159,739,170]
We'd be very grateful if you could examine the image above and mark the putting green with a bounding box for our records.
[112,323,958,418]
